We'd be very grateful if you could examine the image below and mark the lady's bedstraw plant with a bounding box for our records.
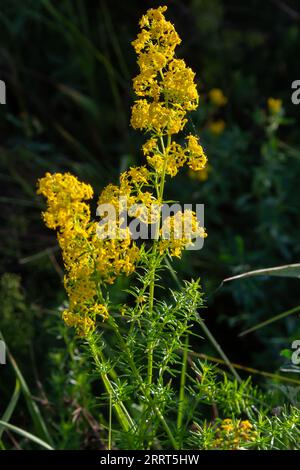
[37,6,208,449]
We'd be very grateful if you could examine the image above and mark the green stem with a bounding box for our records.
[108,390,112,450]
[154,407,178,450]
[147,336,154,386]
[177,334,189,435]
[87,336,133,432]
[147,134,170,386]
[108,317,178,449]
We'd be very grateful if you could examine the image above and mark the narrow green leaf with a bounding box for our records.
[0,331,53,446]
[224,263,300,282]
[239,305,300,337]
[0,421,54,450]
[0,380,21,439]
[8,352,53,446]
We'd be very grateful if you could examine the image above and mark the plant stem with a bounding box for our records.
[108,317,178,449]
[87,335,133,432]
[108,391,112,450]
[147,134,170,386]
[177,333,189,437]
[0,331,54,446]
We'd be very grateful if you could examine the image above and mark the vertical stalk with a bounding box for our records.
[108,317,178,449]
[108,390,112,450]
[87,335,134,432]
[177,333,189,437]
[147,134,170,386]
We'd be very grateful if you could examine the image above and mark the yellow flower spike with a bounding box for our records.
[131,5,199,139]
[37,171,142,335]
[130,5,208,260]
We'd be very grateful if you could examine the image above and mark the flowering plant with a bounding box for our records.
[35,6,300,451]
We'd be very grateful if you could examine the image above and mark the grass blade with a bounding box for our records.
[223,263,300,282]
[0,421,54,450]
[0,331,53,447]
[239,305,300,337]
[0,380,21,439]
[8,351,54,446]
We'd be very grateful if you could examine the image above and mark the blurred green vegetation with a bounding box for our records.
[0,0,300,449]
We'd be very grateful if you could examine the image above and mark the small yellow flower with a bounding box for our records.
[92,304,109,320]
[208,119,226,135]
[188,166,210,182]
[213,418,257,450]
[208,88,228,106]
[62,310,95,336]
[185,135,208,171]
[159,210,207,258]
[267,97,282,115]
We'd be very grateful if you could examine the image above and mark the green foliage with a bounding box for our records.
[189,406,300,450]
[0,273,34,353]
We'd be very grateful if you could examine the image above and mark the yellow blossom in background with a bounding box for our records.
[188,165,211,182]
[208,119,226,135]
[267,97,282,115]
[208,88,228,107]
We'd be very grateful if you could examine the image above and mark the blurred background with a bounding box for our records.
[1,0,300,449]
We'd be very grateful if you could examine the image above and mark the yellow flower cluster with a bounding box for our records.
[37,172,93,230]
[185,135,207,171]
[142,135,207,177]
[37,172,140,335]
[213,419,257,450]
[99,166,160,225]
[37,7,208,335]
[159,210,207,258]
[131,5,208,178]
